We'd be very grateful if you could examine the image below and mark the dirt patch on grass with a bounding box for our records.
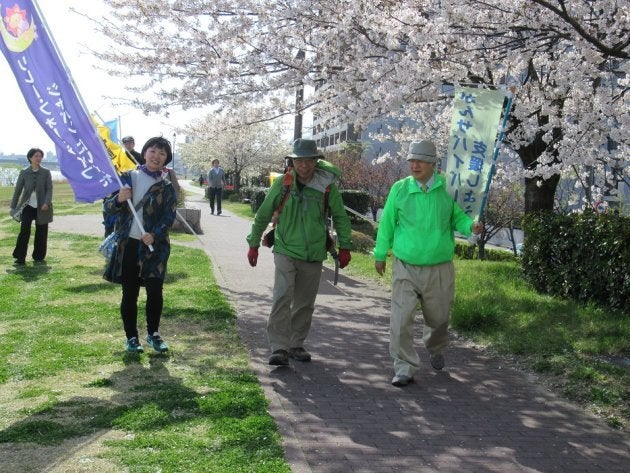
[0,430,126,473]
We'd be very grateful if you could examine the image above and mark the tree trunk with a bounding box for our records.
[478,240,486,260]
[518,128,562,213]
[234,170,242,193]
[524,175,560,213]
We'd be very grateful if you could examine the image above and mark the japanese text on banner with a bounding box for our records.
[446,86,505,221]
[0,0,120,202]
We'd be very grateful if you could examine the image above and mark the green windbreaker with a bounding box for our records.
[246,160,352,262]
[373,173,473,266]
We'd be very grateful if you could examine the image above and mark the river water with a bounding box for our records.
[0,168,64,186]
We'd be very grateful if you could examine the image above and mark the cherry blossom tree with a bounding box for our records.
[95,0,628,212]
[178,114,288,192]
[480,180,526,258]
[326,145,407,220]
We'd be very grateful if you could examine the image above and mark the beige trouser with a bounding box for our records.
[390,258,455,377]
[268,253,323,352]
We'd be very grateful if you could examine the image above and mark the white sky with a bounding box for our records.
[0,0,204,156]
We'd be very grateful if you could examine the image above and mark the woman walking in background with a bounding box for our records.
[10,148,53,265]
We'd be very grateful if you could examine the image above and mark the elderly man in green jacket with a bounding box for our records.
[374,139,483,387]
[247,139,352,366]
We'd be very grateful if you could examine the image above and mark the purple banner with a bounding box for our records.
[0,0,120,202]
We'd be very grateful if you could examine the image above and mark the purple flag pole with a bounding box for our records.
[0,0,120,202]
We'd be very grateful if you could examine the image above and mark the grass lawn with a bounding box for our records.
[0,183,290,472]
[0,182,627,472]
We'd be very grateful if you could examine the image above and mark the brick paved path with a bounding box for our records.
[51,182,630,473]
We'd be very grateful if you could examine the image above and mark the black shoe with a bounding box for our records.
[13,259,25,266]
[391,374,413,387]
[269,349,289,366]
[217,211,222,215]
[430,354,445,371]
[289,347,311,362]
[33,259,46,264]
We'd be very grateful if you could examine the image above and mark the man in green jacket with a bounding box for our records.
[374,139,482,387]
[247,139,352,366]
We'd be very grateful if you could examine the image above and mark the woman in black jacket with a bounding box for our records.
[10,148,53,265]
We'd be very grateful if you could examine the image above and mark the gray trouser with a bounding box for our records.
[268,253,322,352]
[389,258,455,377]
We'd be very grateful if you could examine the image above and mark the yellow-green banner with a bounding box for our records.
[446,86,506,220]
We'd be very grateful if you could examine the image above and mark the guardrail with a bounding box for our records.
[343,205,377,227]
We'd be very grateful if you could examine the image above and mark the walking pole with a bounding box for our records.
[174,209,205,246]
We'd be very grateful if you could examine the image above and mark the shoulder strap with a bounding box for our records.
[271,165,294,225]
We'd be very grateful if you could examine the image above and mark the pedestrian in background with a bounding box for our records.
[207,159,226,215]
[373,139,483,387]
[103,137,178,354]
[122,136,144,165]
[246,139,352,365]
[10,147,53,265]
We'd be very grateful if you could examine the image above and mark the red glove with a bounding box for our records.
[247,247,259,267]
[338,249,351,269]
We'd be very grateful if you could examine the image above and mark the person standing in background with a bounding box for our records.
[207,159,226,215]
[374,139,483,387]
[122,136,144,165]
[10,148,53,265]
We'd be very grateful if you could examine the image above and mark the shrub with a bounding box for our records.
[239,186,268,208]
[176,188,186,208]
[340,190,370,220]
[350,229,374,254]
[248,187,269,213]
[454,241,518,262]
[521,210,629,311]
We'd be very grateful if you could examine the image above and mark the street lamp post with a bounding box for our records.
[171,133,176,170]
[293,49,305,141]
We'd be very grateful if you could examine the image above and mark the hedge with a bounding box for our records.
[521,209,629,312]
[340,190,370,219]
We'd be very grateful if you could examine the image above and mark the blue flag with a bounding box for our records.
[103,118,119,144]
[0,0,120,202]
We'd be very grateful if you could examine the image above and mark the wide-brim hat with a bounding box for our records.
[406,140,438,163]
[287,138,324,159]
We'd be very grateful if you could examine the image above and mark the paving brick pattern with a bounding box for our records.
[51,182,630,473]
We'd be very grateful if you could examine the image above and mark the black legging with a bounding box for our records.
[120,238,163,339]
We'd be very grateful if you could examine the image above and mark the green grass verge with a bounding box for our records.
[0,181,103,217]
[0,224,289,472]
